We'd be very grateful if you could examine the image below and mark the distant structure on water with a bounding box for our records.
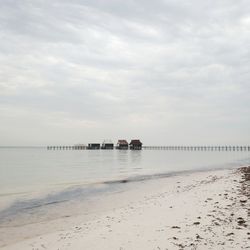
[129,139,143,150]
[87,143,100,150]
[47,144,86,150]
[73,144,87,150]
[116,140,129,150]
[47,143,250,151]
[101,140,114,150]
[47,139,143,150]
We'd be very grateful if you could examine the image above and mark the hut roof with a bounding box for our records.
[129,139,142,145]
[118,140,128,145]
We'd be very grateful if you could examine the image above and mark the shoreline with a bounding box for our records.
[0,166,249,249]
[0,165,240,218]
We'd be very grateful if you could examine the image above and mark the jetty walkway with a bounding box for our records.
[143,146,250,151]
[47,145,250,151]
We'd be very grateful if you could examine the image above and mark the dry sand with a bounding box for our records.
[0,167,249,250]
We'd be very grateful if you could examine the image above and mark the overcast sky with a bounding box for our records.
[0,0,250,146]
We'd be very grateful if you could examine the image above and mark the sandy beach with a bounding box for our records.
[0,167,249,250]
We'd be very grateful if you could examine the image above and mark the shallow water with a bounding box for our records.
[0,147,250,225]
[0,147,250,196]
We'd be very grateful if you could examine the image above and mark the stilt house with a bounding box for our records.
[129,139,142,150]
[101,140,114,149]
[116,140,129,150]
[87,143,100,149]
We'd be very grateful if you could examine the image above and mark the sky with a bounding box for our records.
[0,0,250,146]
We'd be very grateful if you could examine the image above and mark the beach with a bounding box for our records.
[0,167,249,250]
[1,0,250,248]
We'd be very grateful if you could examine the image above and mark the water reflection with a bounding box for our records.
[116,150,129,166]
[129,150,142,171]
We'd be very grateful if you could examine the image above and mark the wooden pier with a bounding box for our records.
[47,145,86,150]
[47,145,250,151]
[142,146,250,151]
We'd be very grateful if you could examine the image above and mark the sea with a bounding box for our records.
[0,147,250,225]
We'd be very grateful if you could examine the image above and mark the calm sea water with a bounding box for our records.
[0,147,250,223]
[0,147,250,195]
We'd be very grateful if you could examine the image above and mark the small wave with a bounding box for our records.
[23,199,68,210]
[0,165,239,225]
[103,170,188,185]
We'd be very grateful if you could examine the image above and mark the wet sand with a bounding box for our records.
[0,167,249,250]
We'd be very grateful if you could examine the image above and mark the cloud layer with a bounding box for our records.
[0,0,250,145]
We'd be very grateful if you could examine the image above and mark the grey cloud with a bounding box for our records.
[0,0,250,145]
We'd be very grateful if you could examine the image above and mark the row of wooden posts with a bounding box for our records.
[47,145,87,150]
[143,146,250,151]
[47,145,250,151]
